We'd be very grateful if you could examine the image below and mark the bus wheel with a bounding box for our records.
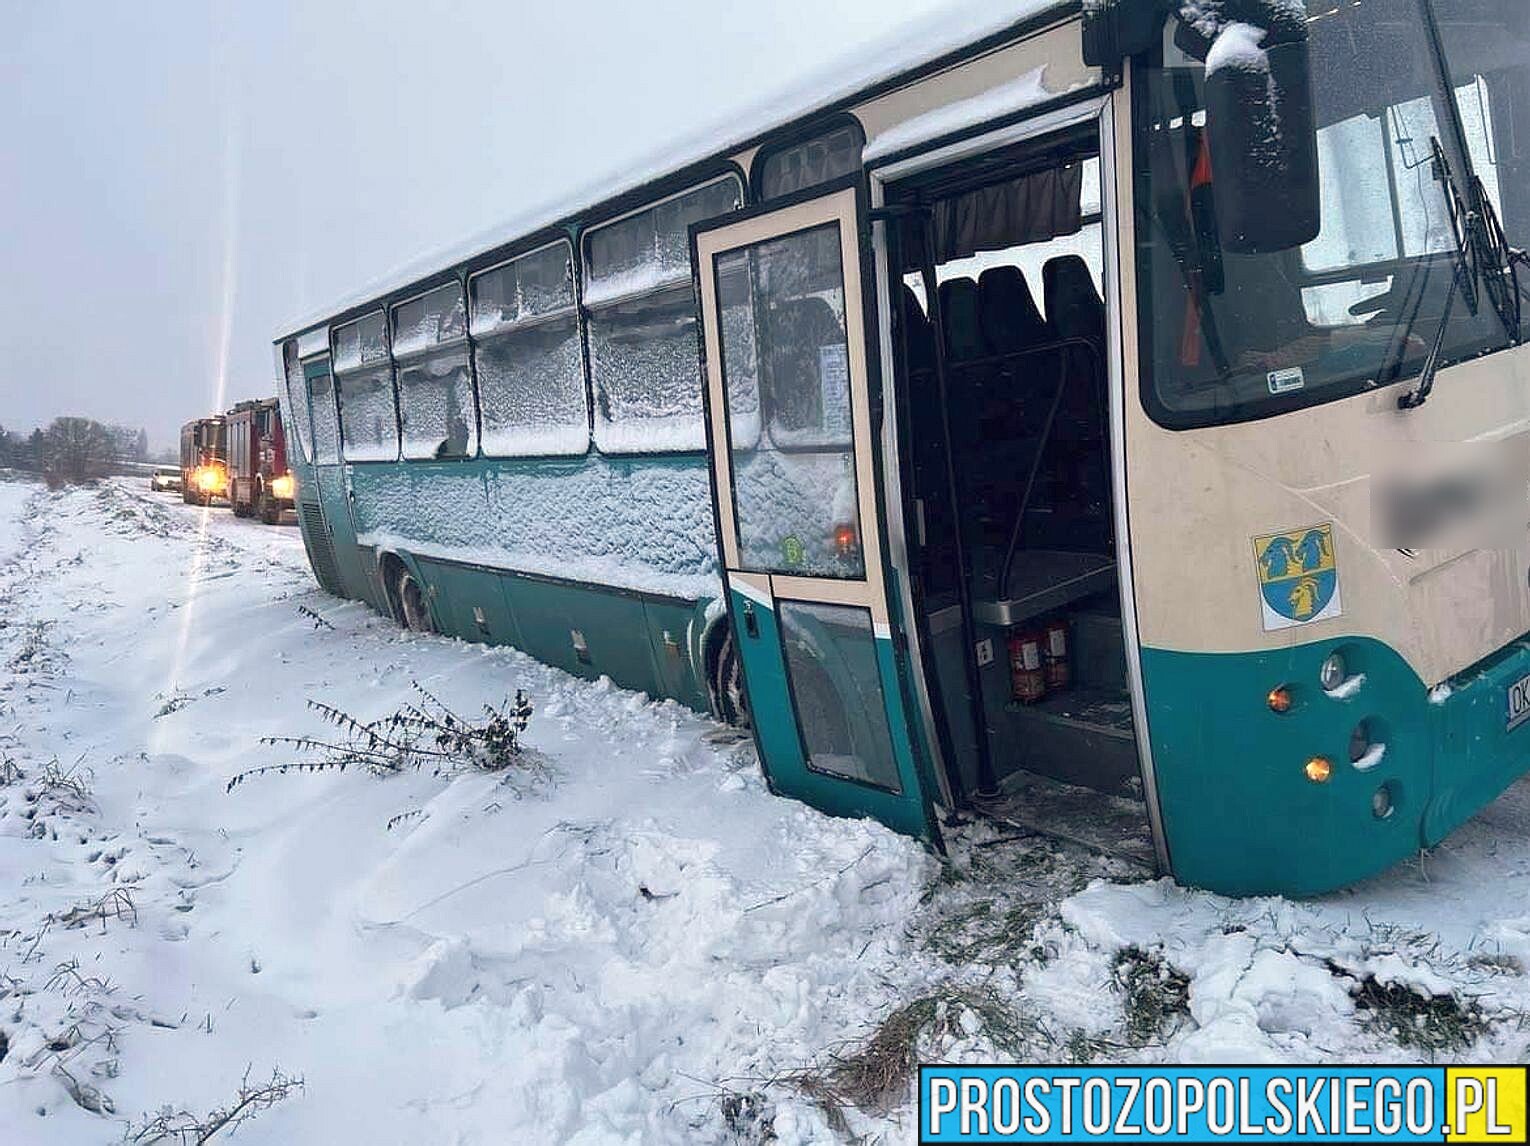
[714,629,750,728]
[258,493,279,525]
[396,569,434,634]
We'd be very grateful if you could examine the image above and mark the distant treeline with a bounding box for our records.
[0,419,163,485]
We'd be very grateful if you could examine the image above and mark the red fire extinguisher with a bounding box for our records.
[1043,618,1071,691]
[1009,629,1046,704]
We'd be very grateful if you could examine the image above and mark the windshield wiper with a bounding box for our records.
[1397,138,1479,411]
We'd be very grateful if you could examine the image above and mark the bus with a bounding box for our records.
[226,398,295,524]
[273,0,1530,897]
[179,415,228,506]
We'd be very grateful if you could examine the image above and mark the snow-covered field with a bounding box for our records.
[1,475,1529,1144]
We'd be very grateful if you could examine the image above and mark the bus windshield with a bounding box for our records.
[1134,0,1530,428]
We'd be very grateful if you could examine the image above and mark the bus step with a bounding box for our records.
[974,769,1156,869]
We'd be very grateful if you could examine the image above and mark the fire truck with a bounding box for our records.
[178,415,227,506]
[226,398,294,524]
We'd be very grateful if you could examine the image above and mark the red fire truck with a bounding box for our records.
[225,398,294,524]
[179,415,227,506]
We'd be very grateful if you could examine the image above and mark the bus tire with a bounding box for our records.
[396,568,435,634]
[714,628,750,728]
[258,490,279,525]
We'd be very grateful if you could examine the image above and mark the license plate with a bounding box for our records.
[1508,672,1530,731]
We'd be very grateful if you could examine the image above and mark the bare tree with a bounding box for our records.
[41,417,114,485]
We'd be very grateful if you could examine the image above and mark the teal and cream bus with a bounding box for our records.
[275,0,1530,896]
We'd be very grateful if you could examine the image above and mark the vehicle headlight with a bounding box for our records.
[271,473,295,499]
[1319,651,1347,692]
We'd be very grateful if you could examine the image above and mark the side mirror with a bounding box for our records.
[1202,26,1322,253]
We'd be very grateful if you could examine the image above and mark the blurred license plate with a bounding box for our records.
[1508,673,1530,731]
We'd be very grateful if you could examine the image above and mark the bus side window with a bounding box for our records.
[332,312,398,463]
[582,175,743,454]
[281,340,313,464]
[309,369,340,465]
[470,241,588,457]
[391,282,475,462]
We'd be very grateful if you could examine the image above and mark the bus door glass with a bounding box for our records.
[303,353,365,591]
[694,186,940,842]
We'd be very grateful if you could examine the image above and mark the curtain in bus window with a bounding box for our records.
[470,243,588,456]
[909,166,1083,268]
[583,175,743,453]
[715,224,864,579]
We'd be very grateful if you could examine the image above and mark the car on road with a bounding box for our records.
[149,466,183,493]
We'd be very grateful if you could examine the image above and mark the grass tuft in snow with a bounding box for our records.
[124,1065,303,1144]
[228,684,537,791]
[787,985,1033,1127]
[1350,975,1488,1052]
[1112,946,1191,1047]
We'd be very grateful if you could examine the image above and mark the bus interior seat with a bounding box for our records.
[938,278,985,363]
[1039,255,1112,552]
[1043,255,1103,347]
[978,265,1050,352]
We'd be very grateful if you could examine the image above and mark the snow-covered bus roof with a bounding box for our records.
[278,0,1073,340]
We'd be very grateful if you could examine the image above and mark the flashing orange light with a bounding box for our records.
[1304,756,1333,784]
[833,522,859,557]
[1267,685,1293,714]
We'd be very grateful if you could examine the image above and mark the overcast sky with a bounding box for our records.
[0,0,1017,451]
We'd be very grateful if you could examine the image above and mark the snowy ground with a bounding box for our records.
[1,475,1528,1144]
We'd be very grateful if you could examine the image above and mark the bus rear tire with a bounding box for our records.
[714,629,750,728]
[396,569,434,634]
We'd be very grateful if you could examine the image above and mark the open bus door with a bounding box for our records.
[693,183,942,845]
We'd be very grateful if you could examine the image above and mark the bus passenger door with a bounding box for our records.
[303,354,368,599]
[693,185,941,843]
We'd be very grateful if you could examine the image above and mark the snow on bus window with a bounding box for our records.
[470,241,575,331]
[392,282,467,358]
[336,366,398,462]
[397,348,476,461]
[475,319,587,456]
[309,368,341,465]
[332,311,388,373]
[582,175,743,453]
[392,284,476,460]
[281,341,312,464]
[716,225,864,580]
[470,243,588,456]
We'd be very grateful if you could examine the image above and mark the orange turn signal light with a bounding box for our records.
[1304,756,1333,784]
[1267,686,1293,714]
